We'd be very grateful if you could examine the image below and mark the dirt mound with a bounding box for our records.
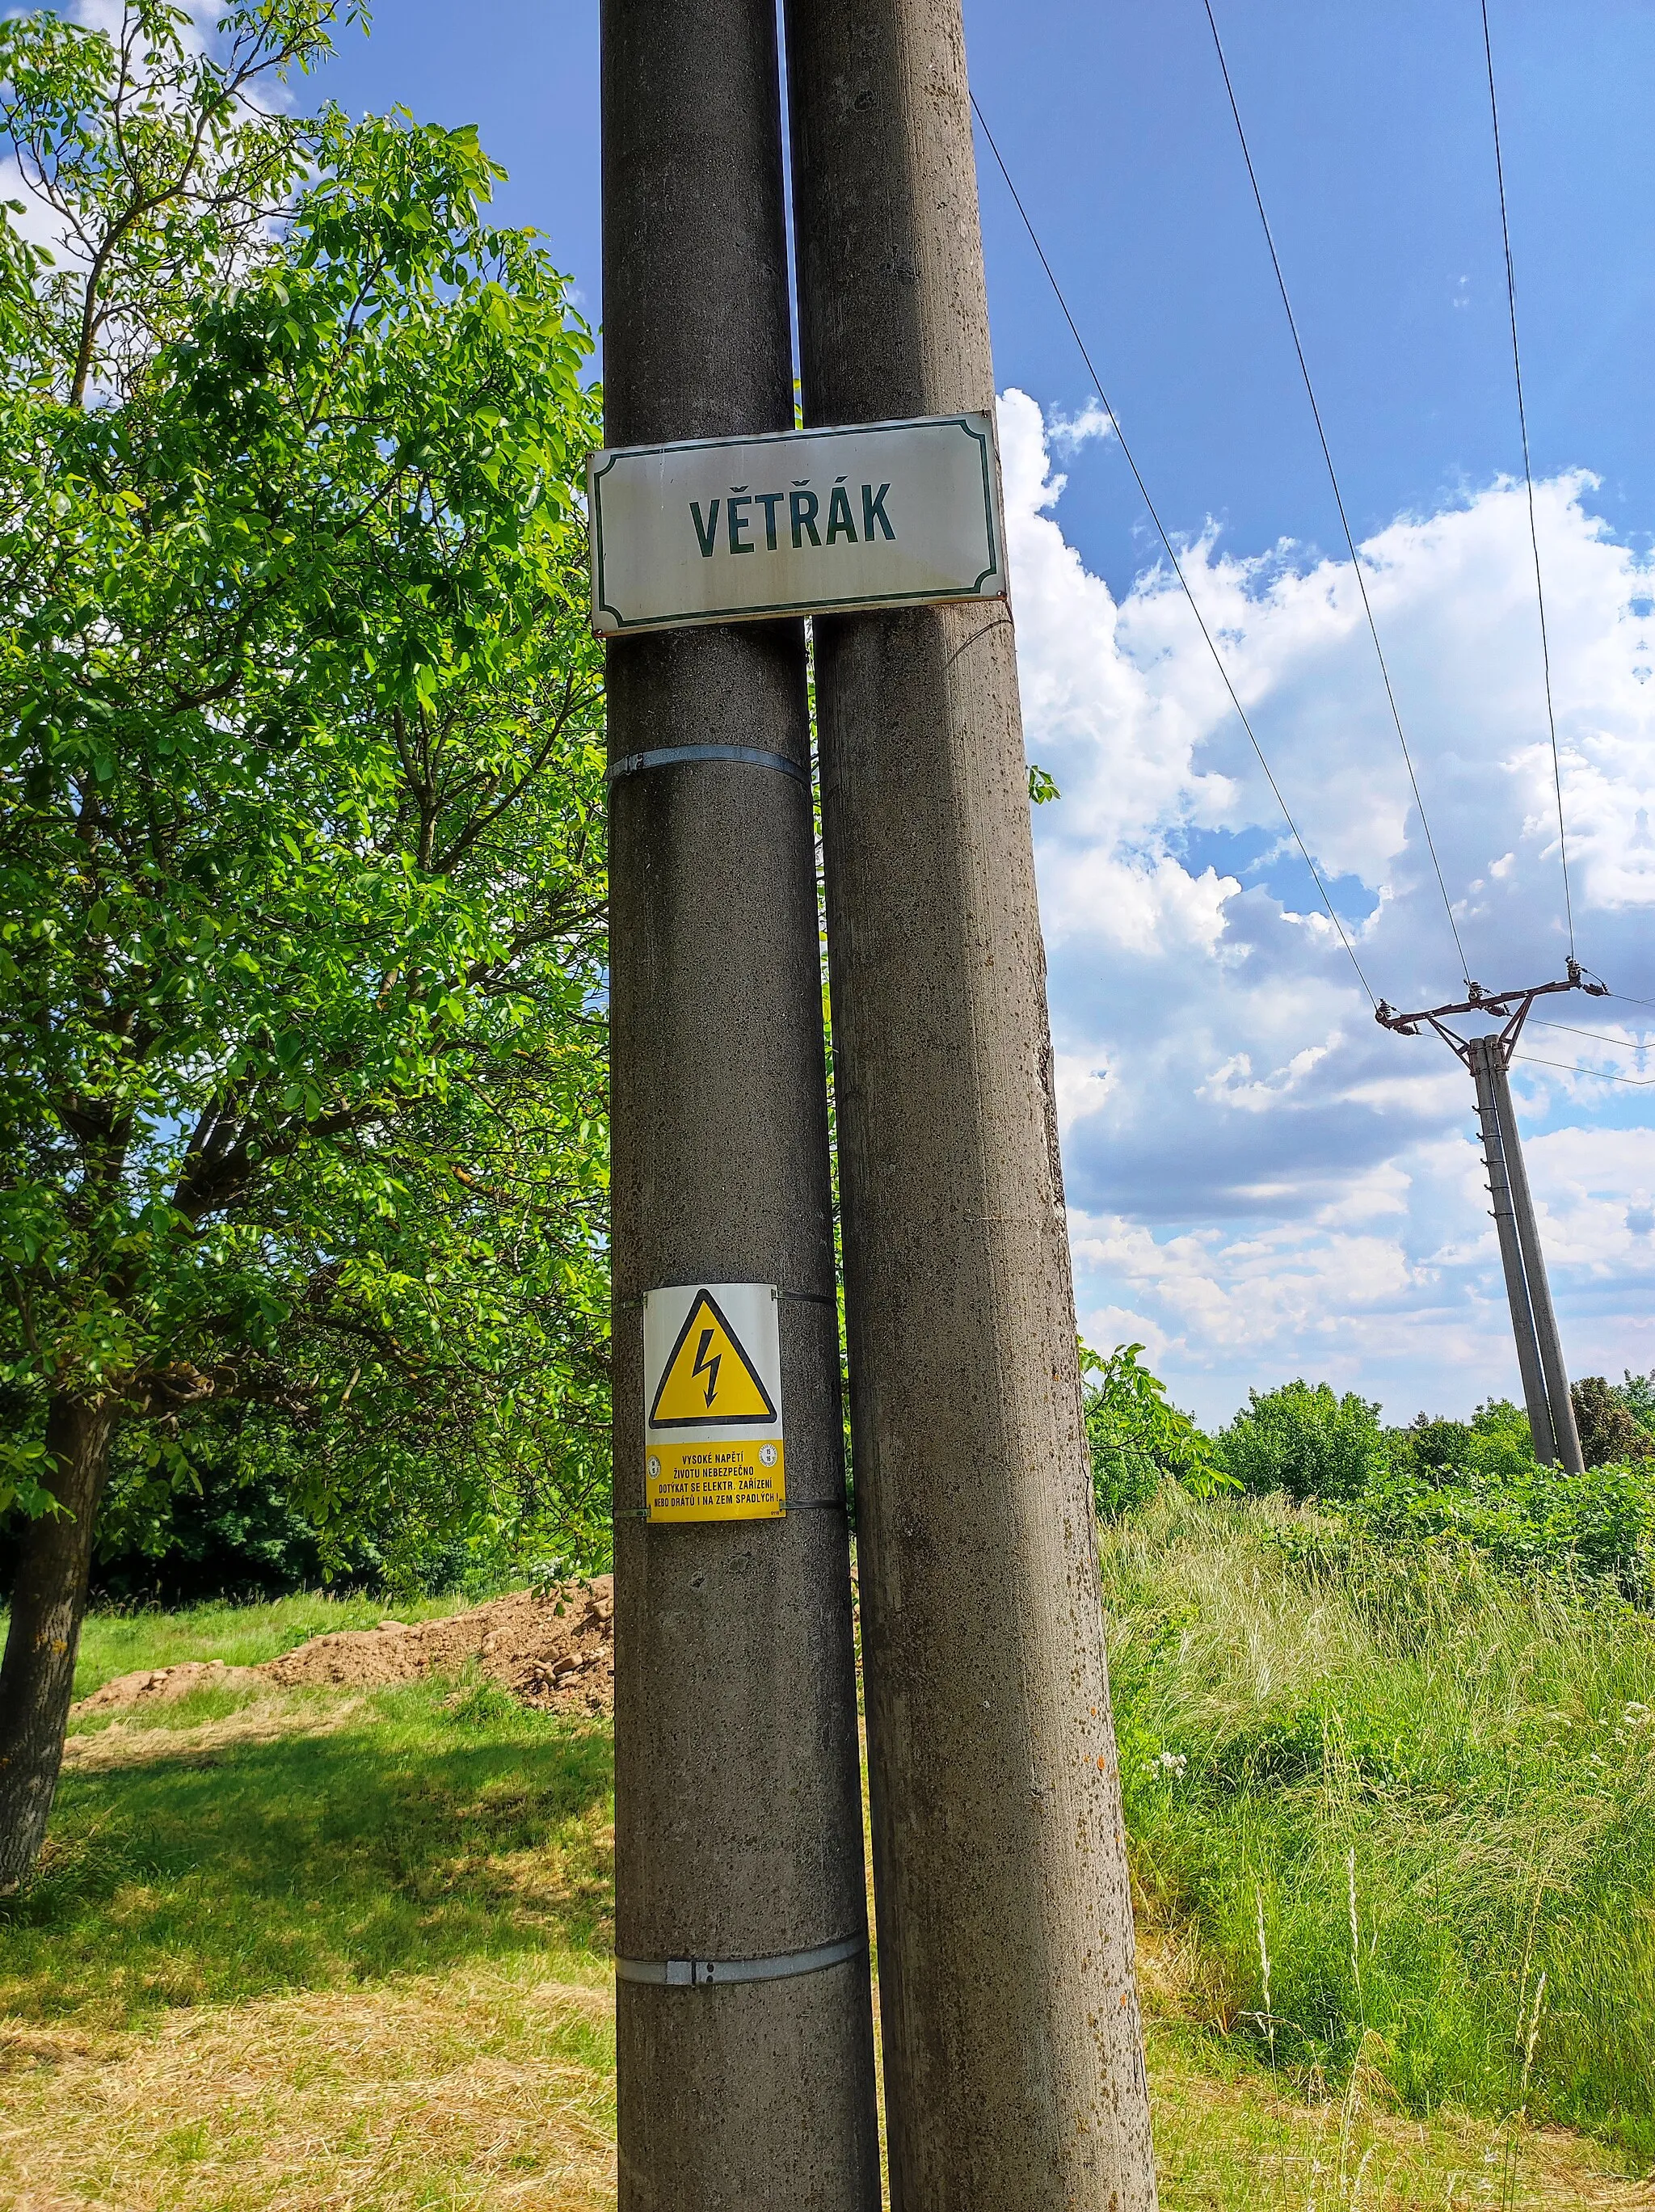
[74,1579,615,1721]
[71,1658,264,1717]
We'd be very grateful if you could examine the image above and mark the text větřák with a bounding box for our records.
[689,480,895,557]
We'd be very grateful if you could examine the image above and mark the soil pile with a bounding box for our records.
[72,1658,263,1716]
[72,1579,615,1722]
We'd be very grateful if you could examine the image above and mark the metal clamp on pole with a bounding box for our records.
[606,744,811,787]
[616,1496,846,1521]
[617,1283,836,1312]
[617,1933,866,1988]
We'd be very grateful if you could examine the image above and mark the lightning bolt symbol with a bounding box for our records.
[692,1326,721,1410]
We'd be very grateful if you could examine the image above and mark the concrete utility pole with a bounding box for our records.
[601,3,879,2206]
[1468,1035,1556,1463]
[1378,972,1592,1472]
[783,6,1160,2207]
[1491,1044,1585,1470]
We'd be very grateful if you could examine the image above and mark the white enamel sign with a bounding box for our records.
[587,413,1007,635]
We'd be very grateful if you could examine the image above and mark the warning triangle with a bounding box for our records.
[650,1289,778,1428]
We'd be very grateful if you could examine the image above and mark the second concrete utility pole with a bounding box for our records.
[1378,973,1591,1472]
[784,3,1160,2206]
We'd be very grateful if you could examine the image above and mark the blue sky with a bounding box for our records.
[310,2,1655,586]
[304,2,1655,1426]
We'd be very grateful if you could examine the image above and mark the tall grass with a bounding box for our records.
[1104,1488,1655,2156]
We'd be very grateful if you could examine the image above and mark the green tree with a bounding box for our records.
[0,2,607,1885]
[1080,1341,1228,1519]
[1215,1379,1383,1503]
[1619,1367,1655,1443]
[1572,1376,1654,1468]
[1465,1396,1538,1482]
[1385,1413,1475,1481]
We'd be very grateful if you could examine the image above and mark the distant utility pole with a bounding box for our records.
[785,3,1159,2208]
[1377,965,1598,1472]
[601,1,878,2206]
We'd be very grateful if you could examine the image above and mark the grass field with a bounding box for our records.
[2,1533,1651,2208]
[1105,1489,1655,2160]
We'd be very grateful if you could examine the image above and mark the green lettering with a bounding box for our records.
[826,484,857,543]
[726,494,754,554]
[690,499,720,558]
[862,482,895,541]
[755,491,785,550]
[790,488,821,547]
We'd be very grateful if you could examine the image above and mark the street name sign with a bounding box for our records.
[587,412,1007,634]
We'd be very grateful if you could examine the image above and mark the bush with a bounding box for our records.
[1,1404,540,1608]
[1466,1394,1541,1478]
[1379,1398,1538,1488]
[1383,1414,1473,1480]
[1349,1456,1655,1604]
[1619,1367,1655,1442]
[1573,1376,1654,1467]
[91,1462,334,1607]
[1214,1381,1383,1503]
[1080,1342,1228,1519]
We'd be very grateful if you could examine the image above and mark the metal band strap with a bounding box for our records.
[616,1497,846,1521]
[606,744,810,787]
[617,1932,865,1988]
[614,1287,835,1312]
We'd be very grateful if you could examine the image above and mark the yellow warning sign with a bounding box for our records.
[646,1440,785,1522]
[648,1288,777,1429]
[642,1283,785,1523]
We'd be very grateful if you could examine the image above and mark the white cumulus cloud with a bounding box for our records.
[1001,388,1655,1426]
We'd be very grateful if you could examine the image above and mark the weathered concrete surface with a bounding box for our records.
[602,2,878,2205]
[785,3,1160,2206]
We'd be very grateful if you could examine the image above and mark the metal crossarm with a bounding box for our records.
[1374,961,1607,1067]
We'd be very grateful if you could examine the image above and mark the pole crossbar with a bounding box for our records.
[1375,961,1606,1064]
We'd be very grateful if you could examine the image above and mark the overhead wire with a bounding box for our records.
[1200,0,1472,988]
[1577,967,1655,1010]
[1513,1055,1655,1087]
[1480,0,1576,960]
[968,91,1379,1013]
[1528,1017,1653,1050]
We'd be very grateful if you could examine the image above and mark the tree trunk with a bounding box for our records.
[0,1393,116,1890]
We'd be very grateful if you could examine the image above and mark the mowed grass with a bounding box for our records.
[4,1678,613,2028]
[4,1986,1640,2212]
[1,1582,1649,2207]
[0,1959,617,2212]
[1143,2029,1648,2210]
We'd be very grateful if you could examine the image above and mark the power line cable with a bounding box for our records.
[1573,966,1655,1010]
[1480,0,1576,960]
[1513,1054,1655,1087]
[1575,967,1655,1010]
[1200,0,1471,988]
[1528,1017,1653,1050]
[968,91,1379,1012]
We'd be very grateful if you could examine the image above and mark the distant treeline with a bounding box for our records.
[1087,1354,1655,1600]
